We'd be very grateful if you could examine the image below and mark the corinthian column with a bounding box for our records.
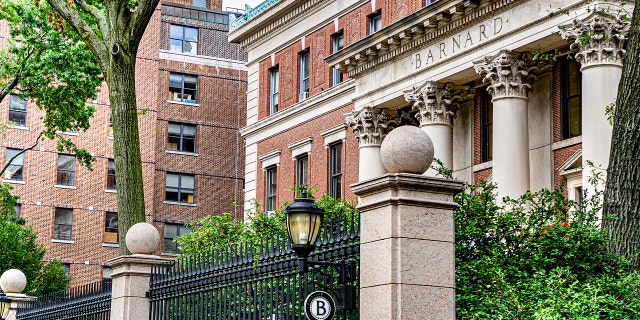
[346,106,397,181]
[404,81,459,175]
[560,14,629,194]
[474,50,531,199]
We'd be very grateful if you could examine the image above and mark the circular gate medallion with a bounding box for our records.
[304,291,336,320]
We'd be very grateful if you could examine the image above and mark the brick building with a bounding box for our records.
[0,0,247,286]
[229,0,629,214]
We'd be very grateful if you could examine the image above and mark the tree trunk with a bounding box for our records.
[603,2,640,266]
[106,52,146,256]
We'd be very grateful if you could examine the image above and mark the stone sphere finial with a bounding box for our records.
[380,125,434,174]
[0,269,27,294]
[125,222,160,254]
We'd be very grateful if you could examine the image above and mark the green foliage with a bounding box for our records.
[176,191,358,258]
[0,0,102,169]
[456,181,640,319]
[0,184,68,296]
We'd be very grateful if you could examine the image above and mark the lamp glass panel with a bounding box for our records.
[288,212,322,245]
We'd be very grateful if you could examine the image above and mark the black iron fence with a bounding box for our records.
[148,215,360,320]
[16,279,111,320]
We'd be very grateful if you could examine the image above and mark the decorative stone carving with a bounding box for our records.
[345,106,398,146]
[0,269,26,294]
[380,126,434,174]
[403,81,461,126]
[559,14,630,68]
[474,50,531,99]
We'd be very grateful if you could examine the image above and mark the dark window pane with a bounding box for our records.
[54,208,73,240]
[5,149,24,181]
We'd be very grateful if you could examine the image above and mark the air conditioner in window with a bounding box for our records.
[266,211,276,217]
[299,92,309,101]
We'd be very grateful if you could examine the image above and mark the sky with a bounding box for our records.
[221,0,265,11]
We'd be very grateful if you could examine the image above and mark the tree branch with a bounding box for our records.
[130,0,160,48]
[0,131,44,177]
[74,0,109,41]
[45,0,108,67]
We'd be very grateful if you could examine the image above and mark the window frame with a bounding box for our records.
[269,67,279,114]
[4,148,24,181]
[165,172,195,204]
[331,32,344,86]
[53,207,73,241]
[299,50,310,101]
[56,154,76,186]
[169,24,199,54]
[295,154,308,189]
[167,122,197,153]
[560,57,582,140]
[480,89,493,163]
[163,223,192,254]
[329,142,343,199]
[106,159,116,191]
[265,166,277,211]
[8,95,28,127]
[169,73,198,103]
[104,211,118,244]
[368,11,382,35]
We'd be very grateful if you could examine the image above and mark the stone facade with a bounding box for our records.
[230,0,631,213]
[0,1,247,286]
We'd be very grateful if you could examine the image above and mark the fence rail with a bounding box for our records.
[16,279,111,320]
[148,214,360,320]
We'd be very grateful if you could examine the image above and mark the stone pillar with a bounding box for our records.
[474,50,531,199]
[108,223,171,320]
[404,81,460,175]
[560,14,629,195]
[352,174,463,320]
[0,269,34,320]
[346,106,397,181]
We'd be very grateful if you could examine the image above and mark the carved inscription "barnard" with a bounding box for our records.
[414,16,508,70]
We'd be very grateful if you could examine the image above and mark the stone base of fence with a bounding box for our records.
[108,254,171,320]
[352,173,464,320]
[5,293,34,320]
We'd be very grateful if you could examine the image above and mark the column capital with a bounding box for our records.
[403,81,463,127]
[345,106,398,147]
[559,13,630,68]
[474,50,531,99]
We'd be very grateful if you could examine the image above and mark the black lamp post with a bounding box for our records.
[285,190,356,310]
[0,294,11,320]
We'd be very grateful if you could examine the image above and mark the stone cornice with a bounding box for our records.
[326,0,522,78]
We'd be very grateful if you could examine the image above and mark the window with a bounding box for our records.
[104,212,118,244]
[167,123,196,153]
[425,0,439,6]
[166,173,195,203]
[13,204,21,220]
[480,89,493,162]
[170,25,198,54]
[4,148,24,181]
[369,11,382,34]
[329,142,342,199]
[296,155,308,188]
[163,223,192,254]
[53,208,73,240]
[56,154,76,186]
[62,263,70,278]
[299,51,310,101]
[8,95,27,127]
[265,166,277,211]
[561,57,582,139]
[269,67,279,114]
[106,159,116,190]
[102,267,113,279]
[169,73,197,103]
[331,32,344,86]
[108,111,113,137]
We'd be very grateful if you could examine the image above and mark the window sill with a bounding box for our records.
[473,161,493,172]
[108,136,113,140]
[102,243,119,248]
[105,189,117,193]
[54,185,77,189]
[165,150,198,156]
[552,135,582,151]
[3,180,25,185]
[52,239,74,244]
[166,100,199,107]
[163,201,197,207]
[9,126,28,130]
[62,132,79,136]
